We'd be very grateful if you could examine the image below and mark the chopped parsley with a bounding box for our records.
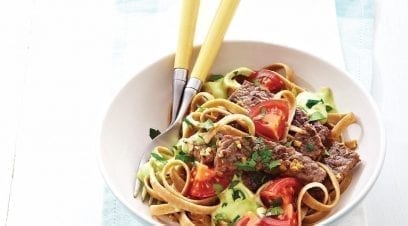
[233,71,239,76]
[253,79,260,86]
[232,189,246,201]
[306,99,323,108]
[149,128,161,139]
[232,215,241,223]
[175,152,194,163]
[259,149,272,163]
[306,143,314,152]
[229,180,240,189]
[151,153,166,162]
[236,159,256,171]
[326,105,333,112]
[213,183,224,195]
[221,203,228,207]
[202,119,214,131]
[183,118,193,126]
[267,160,281,170]
[197,105,206,112]
[214,213,226,223]
[197,135,205,143]
[208,74,224,81]
[285,140,293,147]
[266,206,283,216]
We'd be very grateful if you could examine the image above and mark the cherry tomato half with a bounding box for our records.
[188,163,232,199]
[256,178,302,226]
[249,69,285,93]
[249,100,289,141]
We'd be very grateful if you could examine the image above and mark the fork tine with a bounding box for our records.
[133,179,142,198]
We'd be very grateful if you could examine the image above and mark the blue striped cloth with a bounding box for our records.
[102,0,374,225]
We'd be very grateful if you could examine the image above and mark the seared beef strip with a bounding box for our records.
[294,124,326,160]
[214,135,253,172]
[228,81,274,110]
[292,109,309,127]
[191,144,216,166]
[322,142,360,181]
[291,108,332,159]
[214,135,327,183]
[312,121,332,147]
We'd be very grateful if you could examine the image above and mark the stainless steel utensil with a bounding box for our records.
[171,0,200,123]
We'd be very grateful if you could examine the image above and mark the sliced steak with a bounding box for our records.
[312,121,332,147]
[294,124,326,160]
[191,144,216,166]
[322,142,360,181]
[214,135,252,173]
[214,135,327,183]
[228,81,274,110]
[292,108,309,127]
[270,142,327,183]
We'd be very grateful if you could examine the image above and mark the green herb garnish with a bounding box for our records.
[253,79,260,86]
[232,215,241,223]
[285,140,293,147]
[221,203,228,207]
[213,183,224,195]
[202,119,214,131]
[151,153,166,162]
[175,152,194,163]
[236,159,256,171]
[267,160,281,170]
[266,206,283,216]
[306,99,323,108]
[208,74,224,81]
[229,180,240,188]
[232,189,246,201]
[306,143,314,152]
[197,135,205,143]
[326,105,333,112]
[183,118,193,126]
[149,128,161,139]
[259,149,272,163]
[214,213,226,223]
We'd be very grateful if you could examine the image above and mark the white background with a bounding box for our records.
[0,0,407,225]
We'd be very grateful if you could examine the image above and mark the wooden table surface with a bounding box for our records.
[1,0,407,225]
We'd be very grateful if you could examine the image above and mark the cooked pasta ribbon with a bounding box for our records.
[137,63,359,226]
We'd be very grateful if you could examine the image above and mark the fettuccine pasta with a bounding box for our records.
[136,63,361,226]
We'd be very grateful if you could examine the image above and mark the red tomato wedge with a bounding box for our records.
[235,212,261,226]
[259,216,297,226]
[249,69,285,93]
[249,100,289,141]
[258,178,302,226]
[260,178,301,206]
[187,163,232,199]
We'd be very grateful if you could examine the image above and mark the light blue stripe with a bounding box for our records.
[335,0,374,18]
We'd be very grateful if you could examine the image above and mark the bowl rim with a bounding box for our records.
[97,40,386,225]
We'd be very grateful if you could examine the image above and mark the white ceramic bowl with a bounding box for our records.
[98,41,385,225]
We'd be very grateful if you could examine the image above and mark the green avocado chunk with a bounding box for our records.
[296,87,337,123]
[212,182,259,224]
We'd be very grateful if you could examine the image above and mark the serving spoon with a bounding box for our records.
[134,0,241,197]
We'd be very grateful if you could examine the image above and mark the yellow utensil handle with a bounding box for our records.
[190,0,240,82]
[174,0,200,69]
